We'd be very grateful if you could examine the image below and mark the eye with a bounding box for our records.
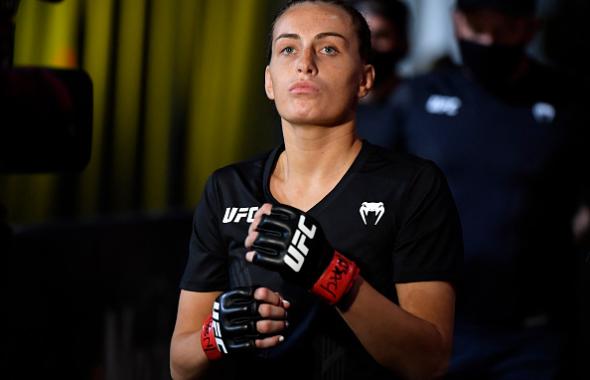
[280,46,295,55]
[321,46,338,55]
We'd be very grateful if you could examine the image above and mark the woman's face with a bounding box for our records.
[265,2,373,127]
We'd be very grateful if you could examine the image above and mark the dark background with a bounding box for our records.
[1,0,589,378]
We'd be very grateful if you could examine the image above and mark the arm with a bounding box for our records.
[170,288,290,380]
[245,204,456,379]
[170,290,220,380]
[246,163,461,379]
[344,162,459,379]
[338,279,454,380]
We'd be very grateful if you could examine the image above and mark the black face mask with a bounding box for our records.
[458,39,526,88]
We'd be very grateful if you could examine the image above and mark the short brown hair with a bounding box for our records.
[267,0,372,63]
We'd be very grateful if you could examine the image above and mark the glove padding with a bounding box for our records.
[252,204,359,305]
[201,287,263,360]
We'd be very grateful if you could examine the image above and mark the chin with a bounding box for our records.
[280,107,344,127]
[285,115,340,127]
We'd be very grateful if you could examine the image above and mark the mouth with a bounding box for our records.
[289,81,319,94]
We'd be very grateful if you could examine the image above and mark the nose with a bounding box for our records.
[296,47,318,76]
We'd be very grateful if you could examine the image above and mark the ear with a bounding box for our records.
[357,64,375,99]
[264,66,275,100]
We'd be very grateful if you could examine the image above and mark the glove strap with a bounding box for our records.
[201,314,223,361]
[311,251,360,305]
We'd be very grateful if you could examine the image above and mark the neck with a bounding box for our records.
[278,120,361,181]
[271,120,362,210]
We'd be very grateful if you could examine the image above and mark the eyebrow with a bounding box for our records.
[274,32,348,43]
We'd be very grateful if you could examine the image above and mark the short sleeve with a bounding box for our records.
[392,161,463,284]
[180,173,228,291]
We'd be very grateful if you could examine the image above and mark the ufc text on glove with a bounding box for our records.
[251,204,360,305]
[201,288,269,360]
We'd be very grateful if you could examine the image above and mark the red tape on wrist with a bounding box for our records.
[311,251,360,305]
[201,314,223,361]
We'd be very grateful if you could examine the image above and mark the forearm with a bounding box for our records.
[170,330,210,380]
[338,278,450,380]
[245,204,454,377]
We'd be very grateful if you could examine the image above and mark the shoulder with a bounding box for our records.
[390,65,465,107]
[400,64,463,88]
[363,142,442,173]
[207,148,276,188]
[362,142,446,186]
[526,58,570,85]
[196,147,278,208]
[524,59,585,103]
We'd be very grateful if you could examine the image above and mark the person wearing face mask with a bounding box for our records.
[348,0,409,146]
[382,0,590,379]
[454,0,538,91]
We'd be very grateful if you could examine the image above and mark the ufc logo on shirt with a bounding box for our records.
[223,207,259,223]
[285,215,317,272]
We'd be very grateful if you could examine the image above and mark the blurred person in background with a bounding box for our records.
[349,0,410,145]
[170,1,463,379]
[380,0,590,378]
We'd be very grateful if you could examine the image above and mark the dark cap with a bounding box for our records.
[456,0,536,16]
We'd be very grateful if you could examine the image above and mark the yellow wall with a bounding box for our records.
[1,0,280,224]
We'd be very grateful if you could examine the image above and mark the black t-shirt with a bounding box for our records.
[180,141,463,379]
[368,62,589,325]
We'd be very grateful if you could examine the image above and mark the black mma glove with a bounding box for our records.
[201,287,265,361]
[252,204,360,305]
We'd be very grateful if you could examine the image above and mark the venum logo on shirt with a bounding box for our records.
[222,207,259,223]
[359,202,385,225]
[425,95,462,116]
